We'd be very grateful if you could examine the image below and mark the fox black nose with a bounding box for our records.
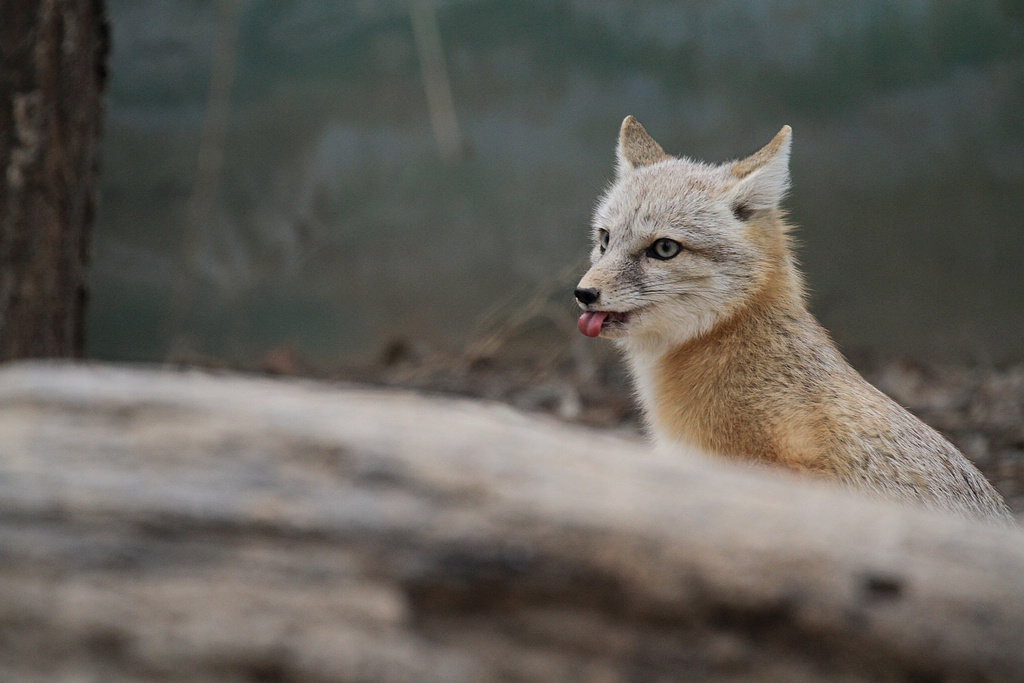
[575,287,600,305]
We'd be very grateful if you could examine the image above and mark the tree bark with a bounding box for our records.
[0,361,1022,682]
[0,0,107,359]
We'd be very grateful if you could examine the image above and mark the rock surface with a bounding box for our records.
[0,361,1022,682]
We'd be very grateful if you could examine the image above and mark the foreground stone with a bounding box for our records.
[0,361,1022,682]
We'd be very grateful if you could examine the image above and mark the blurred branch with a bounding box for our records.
[464,257,587,362]
[410,0,463,162]
[165,0,242,355]
[3,361,1024,681]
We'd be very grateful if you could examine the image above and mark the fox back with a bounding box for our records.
[575,116,1012,524]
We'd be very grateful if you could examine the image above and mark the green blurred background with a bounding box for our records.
[88,0,1024,369]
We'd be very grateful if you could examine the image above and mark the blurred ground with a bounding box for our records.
[227,311,1024,516]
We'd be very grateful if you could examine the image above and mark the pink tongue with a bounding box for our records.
[578,311,609,338]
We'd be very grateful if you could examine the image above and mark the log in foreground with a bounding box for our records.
[0,361,1022,682]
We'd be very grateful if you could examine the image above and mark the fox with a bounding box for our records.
[575,115,1013,524]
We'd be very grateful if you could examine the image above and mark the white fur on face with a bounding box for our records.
[577,156,763,356]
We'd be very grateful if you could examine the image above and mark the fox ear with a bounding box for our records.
[724,125,792,220]
[616,115,670,175]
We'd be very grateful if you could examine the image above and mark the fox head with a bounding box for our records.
[575,116,800,353]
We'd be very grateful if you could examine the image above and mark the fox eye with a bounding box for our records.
[648,238,682,260]
[598,229,609,253]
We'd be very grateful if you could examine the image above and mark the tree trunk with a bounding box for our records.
[0,0,107,360]
[0,361,1022,682]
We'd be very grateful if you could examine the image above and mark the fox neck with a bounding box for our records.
[620,235,820,464]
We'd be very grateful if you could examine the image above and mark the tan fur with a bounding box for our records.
[731,125,791,179]
[577,116,1013,524]
[617,115,670,171]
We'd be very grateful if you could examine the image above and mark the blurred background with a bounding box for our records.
[6,5,1024,676]
[89,0,1024,372]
